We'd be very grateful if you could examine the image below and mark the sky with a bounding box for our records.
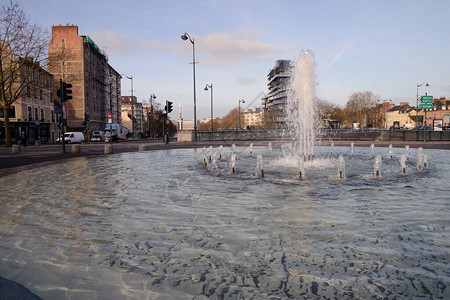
[15,0,450,120]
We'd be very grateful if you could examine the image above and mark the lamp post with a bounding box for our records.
[204,84,213,135]
[122,74,134,139]
[149,93,156,139]
[416,82,429,128]
[238,99,245,130]
[181,32,197,141]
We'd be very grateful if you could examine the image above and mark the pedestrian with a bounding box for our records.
[21,132,27,147]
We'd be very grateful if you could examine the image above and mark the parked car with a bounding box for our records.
[56,132,86,143]
[90,134,103,142]
[413,125,433,131]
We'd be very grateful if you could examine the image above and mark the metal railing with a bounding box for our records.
[197,129,450,142]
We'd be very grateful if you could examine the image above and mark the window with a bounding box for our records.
[28,107,32,121]
[40,89,43,100]
[35,107,38,120]
[51,110,54,122]
[40,109,44,121]
[0,106,15,118]
[33,89,37,99]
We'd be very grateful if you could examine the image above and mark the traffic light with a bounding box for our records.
[165,100,173,113]
[57,79,73,102]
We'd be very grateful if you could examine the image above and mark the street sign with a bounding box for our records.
[419,104,433,109]
[35,119,40,126]
[420,95,433,103]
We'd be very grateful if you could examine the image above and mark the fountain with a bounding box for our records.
[284,50,316,163]
[370,143,375,158]
[249,143,253,155]
[387,144,393,159]
[209,146,213,162]
[404,145,410,161]
[230,153,236,174]
[417,147,424,171]
[256,155,264,177]
[330,140,334,154]
[268,142,273,154]
[400,153,407,174]
[202,147,207,166]
[337,155,345,178]
[0,50,447,299]
[211,151,217,171]
[218,145,223,159]
[350,142,354,157]
[374,155,382,177]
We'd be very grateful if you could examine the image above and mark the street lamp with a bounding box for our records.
[149,93,156,139]
[181,32,197,141]
[416,82,429,127]
[122,74,134,139]
[204,84,213,132]
[238,99,245,130]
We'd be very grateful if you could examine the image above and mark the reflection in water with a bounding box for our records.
[0,147,448,299]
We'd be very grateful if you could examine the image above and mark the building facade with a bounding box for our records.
[243,108,264,128]
[0,59,56,144]
[121,96,145,138]
[48,25,120,135]
[261,60,292,125]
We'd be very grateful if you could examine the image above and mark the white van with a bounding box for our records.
[57,132,85,144]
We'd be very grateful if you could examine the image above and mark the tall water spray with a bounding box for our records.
[400,153,407,174]
[338,155,346,178]
[230,154,236,174]
[387,144,393,159]
[370,144,375,158]
[350,142,354,157]
[256,155,264,177]
[417,147,424,171]
[285,50,317,161]
[404,145,409,161]
[218,145,223,159]
[374,155,382,177]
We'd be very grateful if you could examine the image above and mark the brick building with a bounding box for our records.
[48,25,120,134]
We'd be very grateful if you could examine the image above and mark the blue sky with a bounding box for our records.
[18,0,450,120]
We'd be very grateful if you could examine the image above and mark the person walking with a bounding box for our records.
[21,132,27,147]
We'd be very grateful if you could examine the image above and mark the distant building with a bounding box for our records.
[48,25,121,134]
[261,60,292,125]
[386,102,415,129]
[121,96,145,138]
[243,108,264,128]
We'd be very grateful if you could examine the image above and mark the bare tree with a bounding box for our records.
[0,0,51,147]
[314,98,342,127]
[346,91,379,127]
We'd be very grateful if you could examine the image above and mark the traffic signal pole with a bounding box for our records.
[60,79,66,153]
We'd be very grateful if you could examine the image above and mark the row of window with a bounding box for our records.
[26,86,54,102]
[0,106,55,122]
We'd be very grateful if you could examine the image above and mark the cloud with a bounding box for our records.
[237,77,257,86]
[86,29,284,67]
[195,30,283,66]
[85,30,138,55]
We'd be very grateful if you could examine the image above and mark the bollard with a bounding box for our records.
[104,145,113,154]
[71,145,81,154]
[11,145,21,153]
[139,145,147,152]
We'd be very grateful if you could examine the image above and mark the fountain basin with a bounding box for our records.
[0,146,448,299]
